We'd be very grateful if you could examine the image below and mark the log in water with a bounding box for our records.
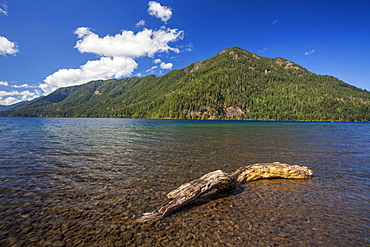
[138,162,313,222]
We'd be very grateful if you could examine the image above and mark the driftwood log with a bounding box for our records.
[138,162,313,223]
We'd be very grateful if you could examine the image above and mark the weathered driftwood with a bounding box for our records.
[138,162,313,223]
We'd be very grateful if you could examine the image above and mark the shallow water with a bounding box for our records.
[0,117,369,246]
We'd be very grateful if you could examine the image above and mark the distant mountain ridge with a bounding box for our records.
[0,98,42,112]
[2,46,369,121]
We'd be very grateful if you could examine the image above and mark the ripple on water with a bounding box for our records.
[0,118,369,246]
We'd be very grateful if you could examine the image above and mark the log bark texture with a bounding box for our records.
[138,162,313,223]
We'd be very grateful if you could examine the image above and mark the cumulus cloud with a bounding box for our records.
[40,26,183,94]
[305,49,315,55]
[0,90,41,105]
[0,97,20,105]
[0,90,39,100]
[0,81,42,105]
[146,61,173,72]
[153,58,162,64]
[0,36,18,56]
[74,27,183,57]
[160,62,173,70]
[11,83,38,88]
[136,20,146,28]
[41,57,138,94]
[38,1,184,96]
[148,1,172,22]
[146,65,158,73]
[0,4,8,16]
[0,5,19,57]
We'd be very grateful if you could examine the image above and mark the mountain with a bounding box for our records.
[2,47,370,121]
[0,98,41,112]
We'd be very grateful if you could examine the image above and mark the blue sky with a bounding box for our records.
[1,0,369,105]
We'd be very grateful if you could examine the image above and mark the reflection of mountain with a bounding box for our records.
[2,47,370,121]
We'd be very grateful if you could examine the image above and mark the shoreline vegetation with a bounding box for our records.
[1,116,368,124]
[1,47,369,122]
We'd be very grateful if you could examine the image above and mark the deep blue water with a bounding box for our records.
[0,117,369,246]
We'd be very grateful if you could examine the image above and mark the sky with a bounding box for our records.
[1,0,369,105]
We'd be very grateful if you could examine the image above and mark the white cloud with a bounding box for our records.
[177,43,193,53]
[0,91,14,97]
[74,27,183,58]
[0,4,8,16]
[0,6,18,57]
[160,62,173,70]
[145,61,173,73]
[184,44,193,52]
[0,90,41,105]
[41,57,138,94]
[0,90,16,97]
[258,48,267,54]
[39,2,184,96]
[153,58,162,64]
[0,90,39,99]
[0,36,18,56]
[305,49,315,55]
[41,26,183,94]
[19,90,41,101]
[40,26,183,93]
[146,65,158,73]
[0,81,9,86]
[148,1,172,22]
[11,83,39,88]
[136,20,146,28]
[0,97,21,106]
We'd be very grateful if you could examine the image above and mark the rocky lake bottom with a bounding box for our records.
[1,118,369,246]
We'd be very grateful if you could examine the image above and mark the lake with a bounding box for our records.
[0,117,369,246]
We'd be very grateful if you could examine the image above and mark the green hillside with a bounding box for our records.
[2,47,370,121]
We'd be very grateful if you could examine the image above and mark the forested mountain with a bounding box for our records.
[2,47,370,121]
